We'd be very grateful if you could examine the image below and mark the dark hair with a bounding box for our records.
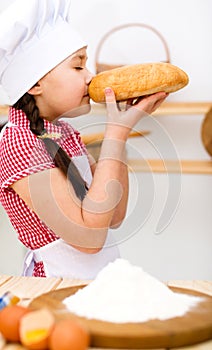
[13,93,88,200]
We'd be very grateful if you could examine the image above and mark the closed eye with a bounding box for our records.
[75,67,83,70]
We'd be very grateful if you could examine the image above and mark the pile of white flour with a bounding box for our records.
[64,259,201,323]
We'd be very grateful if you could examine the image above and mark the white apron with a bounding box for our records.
[0,122,120,279]
[23,234,120,279]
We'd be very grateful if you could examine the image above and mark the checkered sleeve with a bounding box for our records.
[0,126,55,189]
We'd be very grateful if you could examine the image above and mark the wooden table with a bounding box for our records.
[0,276,211,350]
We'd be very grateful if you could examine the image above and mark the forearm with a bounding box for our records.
[82,132,128,229]
[110,148,129,228]
[86,146,129,229]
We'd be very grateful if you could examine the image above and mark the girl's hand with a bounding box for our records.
[104,87,168,139]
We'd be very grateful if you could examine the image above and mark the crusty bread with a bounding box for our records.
[88,62,189,103]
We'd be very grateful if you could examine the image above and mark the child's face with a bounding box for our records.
[34,47,93,121]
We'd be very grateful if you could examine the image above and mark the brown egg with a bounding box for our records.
[2,344,27,350]
[0,305,30,342]
[19,308,55,350]
[49,319,90,350]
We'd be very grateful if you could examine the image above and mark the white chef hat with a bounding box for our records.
[0,0,86,105]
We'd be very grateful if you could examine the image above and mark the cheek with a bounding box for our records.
[42,72,86,115]
[54,84,85,116]
[60,76,84,100]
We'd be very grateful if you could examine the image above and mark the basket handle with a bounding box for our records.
[95,23,171,73]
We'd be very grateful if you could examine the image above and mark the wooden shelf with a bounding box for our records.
[1,101,212,117]
[128,159,212,174]
[153,101,212,116]
[87,101,212,117]
[82,130,149,145]
[0,105,8,116]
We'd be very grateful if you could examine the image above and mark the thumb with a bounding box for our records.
[104,87,116,102]
[104,87,118,116]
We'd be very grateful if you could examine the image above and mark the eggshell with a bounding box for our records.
[0,333,6,348]
[20,308,55,350]
[3,344,27,350]
[0,305,30,342]
[49,319,90,350]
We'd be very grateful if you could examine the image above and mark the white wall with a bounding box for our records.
[0,205,27,275]
[69,0,212,102]
[0,0,212,103]
[118,115,212,280]
[0,0,211,278]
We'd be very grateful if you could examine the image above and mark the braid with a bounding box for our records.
[13,93,87,200]
[14,93,44,135]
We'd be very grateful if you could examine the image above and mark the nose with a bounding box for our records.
[86,69,94,85]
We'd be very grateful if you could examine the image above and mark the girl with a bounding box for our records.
[0,0,168,279]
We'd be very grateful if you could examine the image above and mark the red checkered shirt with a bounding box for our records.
[0,107,88,277]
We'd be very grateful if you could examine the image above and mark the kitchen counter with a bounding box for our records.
[0,276,211,350]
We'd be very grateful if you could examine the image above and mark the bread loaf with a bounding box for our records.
[88,62,189,103]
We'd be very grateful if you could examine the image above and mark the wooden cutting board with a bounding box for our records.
[30,285,212,349]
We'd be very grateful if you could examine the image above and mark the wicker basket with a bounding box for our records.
[94,23,171,74]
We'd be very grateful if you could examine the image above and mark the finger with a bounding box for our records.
[104,87,118,115]
[151,95,168,112]
[145,92,168,103]
[152,92,169,108]
[104,87,116,102]
[135,92,168,113]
